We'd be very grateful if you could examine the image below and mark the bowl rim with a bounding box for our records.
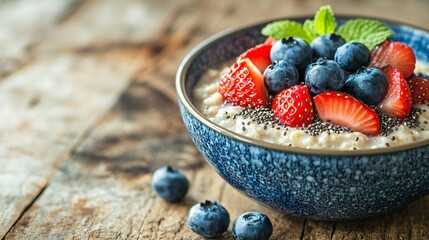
[176,15,429,156]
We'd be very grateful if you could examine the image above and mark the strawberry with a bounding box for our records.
[219,58,268,108]
[369,40,416,78]
[263,37,277,46]
[378,65,412,119]
[237,43,272,73]
[406,76,429,104]
[271,85,314,127]
[313,91,380,136]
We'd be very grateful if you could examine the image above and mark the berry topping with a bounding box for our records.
[370,40,416,78]
[270,37,312,74]
[151,166,189,203]
[313,91,380,136]
[378,65,412,119]
[343,67,389,105]
[304,58,346,95]
[263,37,277,45]
[187,200,230,238]
[232,212,273,240]
[263,60,299,95]
[334,42,371,72]
[406,76,429,105]
[271,85,314,127]
[238,43,272,73]
[219,58,268,108]
[311,33,346,59]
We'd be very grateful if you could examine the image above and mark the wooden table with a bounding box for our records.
[1,0,428,239]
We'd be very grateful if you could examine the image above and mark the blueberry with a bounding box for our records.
[151,166,189,202]
[270,37,312,75]
[311,33,346,60]
[187,200,230,238]
[263,60,299,95]
[232,212,273,240]
[417,72,429,79]
[305,58,346,95]
[343,67,389,105]
[334,42,371,72]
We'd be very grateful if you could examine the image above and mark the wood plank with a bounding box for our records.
[0,49,148,238]
[0,0,80,77]
[0,0,184,237]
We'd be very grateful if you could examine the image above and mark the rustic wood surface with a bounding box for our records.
[1,0,428,239]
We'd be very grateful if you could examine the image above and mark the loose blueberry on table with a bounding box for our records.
[151,166,189,203]
[187,200,230,238]
[232,212,273,240]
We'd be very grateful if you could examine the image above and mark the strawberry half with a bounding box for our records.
[271,85,314,127]
[378,65,412,119]
[407,76,429,104]
[219,58,268,108]
[313,91,380,136]
[237,43,272,73]
[263,37,277,46]
[370,40,416,78]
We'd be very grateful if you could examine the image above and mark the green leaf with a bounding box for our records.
[303,19,317,40]
[313,5,336,35]
[336,19,394,50]
[261,20,312,43]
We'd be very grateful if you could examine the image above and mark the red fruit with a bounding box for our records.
[378,65,412,119]
[271,85,314,127]
[406,76,429,104]
[219,58,268,108]
[237,43,272,73]
[264,37,277,45]
[314,91,380,136]
[370,40,416,78]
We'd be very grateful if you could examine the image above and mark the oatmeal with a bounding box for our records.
[194,62,429,150]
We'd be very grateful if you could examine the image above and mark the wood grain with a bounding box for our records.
[1,0,429,239]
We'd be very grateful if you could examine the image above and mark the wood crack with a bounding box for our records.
[300,219,307,240]
[55,0,87,24]
[330,222,336,240]
[2,185,47,239]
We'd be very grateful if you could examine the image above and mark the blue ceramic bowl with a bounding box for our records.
[176,16,429,220]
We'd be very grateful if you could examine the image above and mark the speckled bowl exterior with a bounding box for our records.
[176,16,429,220]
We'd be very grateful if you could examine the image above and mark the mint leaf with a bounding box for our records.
[261,20,312,43]
[313,5,336,35]
[336,19,394,50]
[303,19,317,40]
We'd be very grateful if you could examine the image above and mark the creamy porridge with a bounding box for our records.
[194,62,429,150]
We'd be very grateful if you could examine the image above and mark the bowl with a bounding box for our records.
[176,16,429,220]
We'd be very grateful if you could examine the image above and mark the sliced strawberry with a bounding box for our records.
[369,40,416,78]
[271,85,314,127]
[237,43,272,73]
[378,65,412,119]
[219,58,268,108]
[407,76,429,104]
[314,91,380,136]
[264,37,277,46]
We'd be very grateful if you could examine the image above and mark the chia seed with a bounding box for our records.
[377,107,421,136]
[231,106,422,137]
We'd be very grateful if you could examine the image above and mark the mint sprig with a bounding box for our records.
[260,5,394,50]
[336,19,394,50]
[261,20,313,43]
[261,5,336,43]
[313,5,336,35]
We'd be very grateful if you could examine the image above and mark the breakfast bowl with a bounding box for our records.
[176,15,429,220]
